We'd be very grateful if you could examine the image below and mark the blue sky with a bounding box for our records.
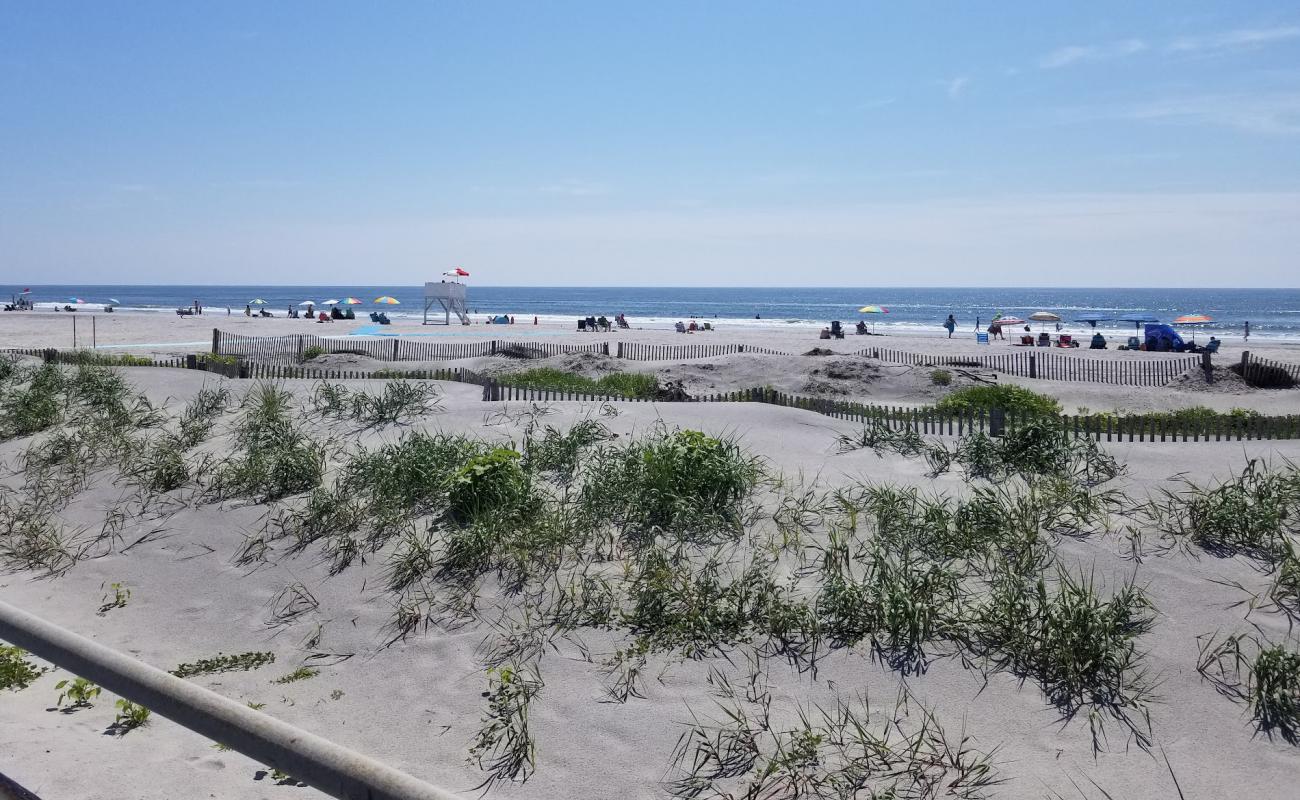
[2,1,1299,286]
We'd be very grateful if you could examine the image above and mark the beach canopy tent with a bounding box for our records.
[1119,314,1159,331]
[1144,323,1185,352]
[1073,315,1111,328]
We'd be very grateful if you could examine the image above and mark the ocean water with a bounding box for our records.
[10,285,1300,339]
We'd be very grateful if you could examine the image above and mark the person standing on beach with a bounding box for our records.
[1245,321,1250,341]
[943,314,956,338]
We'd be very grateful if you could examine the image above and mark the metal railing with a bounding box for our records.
[0,600,462,800]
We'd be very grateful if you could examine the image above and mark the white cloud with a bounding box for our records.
[1167,26,1300,54]
[538,179,609,197]
[1039,39,1146,69]
[944,76,970,98]
[1120,92,1300,135]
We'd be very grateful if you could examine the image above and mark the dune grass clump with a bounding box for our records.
[974,568,1154,744]
[178,385,230,447]
[933,384,1062,419]
[497,367,658,399]
[836,418,926,457]
[582,428,763,542]
[1146,460,1300,560]
[0,363,66,439]
[524,419,614,478]
[470,663,544,790]
[446,448,537,526]
[817,532,962,672]
[1251,643,1300,740]
[212,384,323,501]
[622,550,802,660]
[342,432,488,513]
[311,380,441,426]
[669,693,1002,800]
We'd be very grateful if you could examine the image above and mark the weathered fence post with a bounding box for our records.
[989,407,1006,437]
[1028,352,1037,379]
[1202,351,1214,384]
[185,354,198,370]
[616,341,624,358]
[211,328,221,355]
[296,334,304,361]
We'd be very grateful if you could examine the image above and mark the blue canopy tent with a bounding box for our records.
[1144,323,1186,352]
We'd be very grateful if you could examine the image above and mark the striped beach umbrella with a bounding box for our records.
[374,296,400,305]
[68,297,86,304]
[1174,313,1212,340]
[343,297,363,305]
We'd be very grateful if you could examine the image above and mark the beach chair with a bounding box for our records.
[830,321,845,339]
[370,312,380,323]
[976,332,989,345]
[1037,332,1050,347]
[1204,338,1221,354]
[1057,334,1073,347]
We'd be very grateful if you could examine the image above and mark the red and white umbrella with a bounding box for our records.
[442,267,470,277]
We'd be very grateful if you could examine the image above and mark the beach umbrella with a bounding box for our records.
[321,299,340,306]
[1029,311,1061,331]
[857,305,888,333]
[992,316,1026,327]
[1174,313,1212,341]
[1118,314,1159,332]
[297,300,317,307]
[374,296,401,305]
[107,298,121,305]
[249,298,268,305]
[68,297,86,304]
[343,297,363,305]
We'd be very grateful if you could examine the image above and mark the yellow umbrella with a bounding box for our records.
[373,296,400,305]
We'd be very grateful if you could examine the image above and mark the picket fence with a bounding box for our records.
[6,346,1299,442]
[208,330,1209,387]
[482,382,1300,442]
[863,347,1198,387]
[1236,351,1300,388]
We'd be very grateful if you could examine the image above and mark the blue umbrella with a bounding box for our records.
[1118,313,1159,331]
[1073,314,1112,328]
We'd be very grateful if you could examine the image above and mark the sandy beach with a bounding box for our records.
[1,335,1298,799]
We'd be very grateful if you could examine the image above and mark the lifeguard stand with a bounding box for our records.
[423,281,470,325]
